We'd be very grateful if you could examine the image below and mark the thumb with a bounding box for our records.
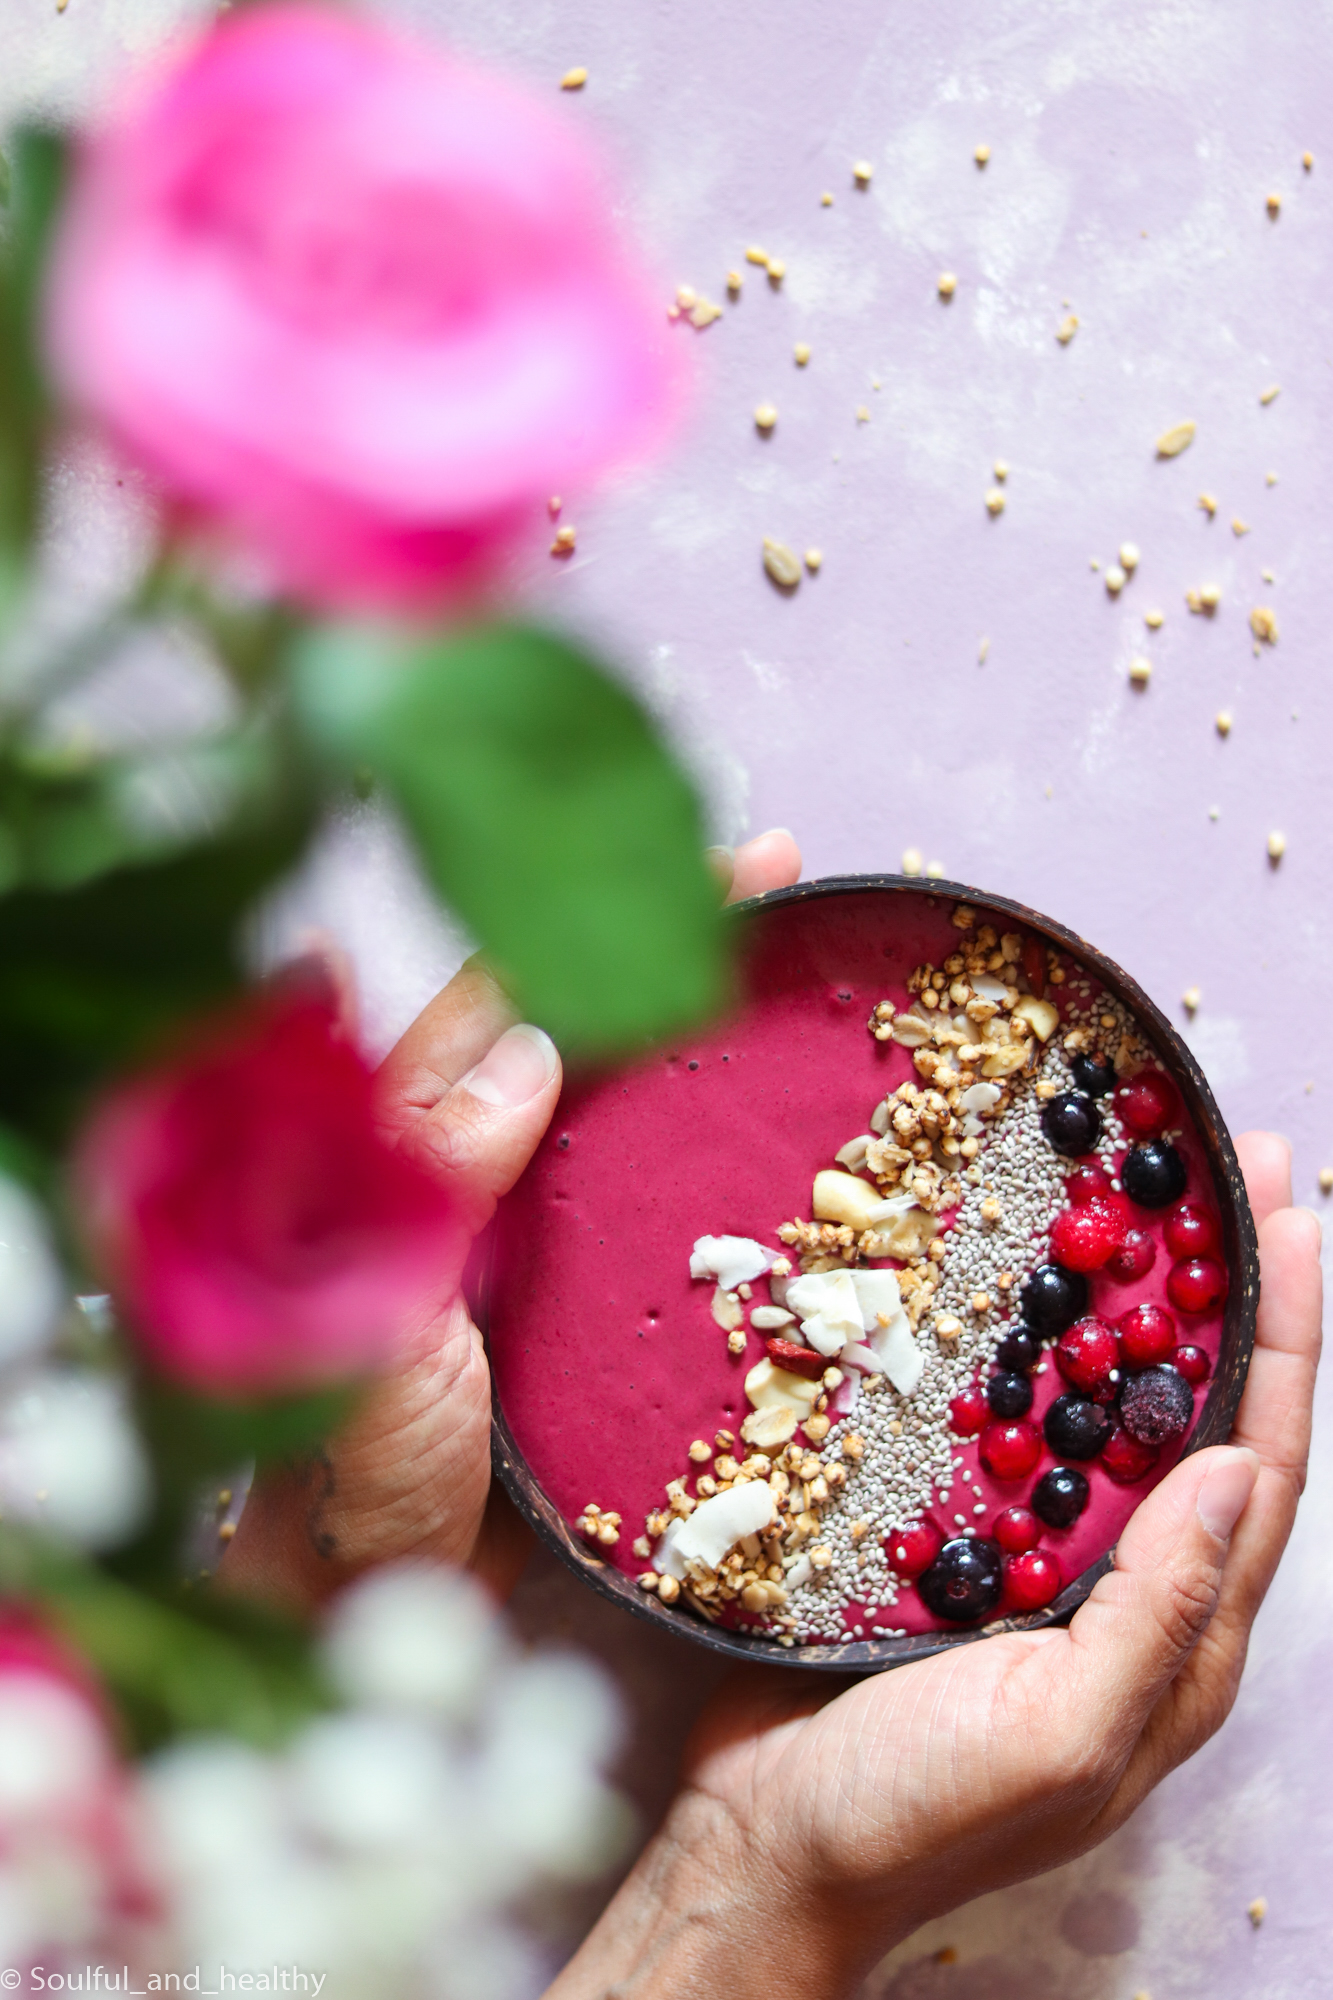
[1054,1445,1259,1747]
[395,1021,563,1240]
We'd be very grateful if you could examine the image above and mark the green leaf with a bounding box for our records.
[294,624,729,1055]
[0,128,67,553]
[0,1529,329,1753]
[0,799,313,1147]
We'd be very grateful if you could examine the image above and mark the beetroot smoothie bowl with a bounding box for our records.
[483,877,1259,1672]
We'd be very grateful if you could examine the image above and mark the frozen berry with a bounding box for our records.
[1032,1466,1090,1528]
[948,1385,989,1436]
[987,1371,1034,1419]
[993,1505,1042,1554]
[1172,1344,1211,1385]
[1100,1423,1161,1483]
[765,1338,825,1379]
[1164,1202,1222,1260]
[1004,1548,1063,1611]
[1070,1052,1117,1098]
[1117,1302,1177,1368]
[1120,1364,1195,1444]
[1105,1227,1157,1283]
[1044,1394,1114,1460]
[994,1326,1040,1372]
[1167,1256,1228,1314]
[1021,1263,1089,1337]
[979,1419,1043,1480]
[1049,1199,1128,1272]
[888,1519,944,1575]
[1122,1140,1187,1209]
[1065,1161,1112,1206]
[1041,1092,1103,1157]
[1055,1316,1120,1394]
[918,1537,1004,1623]
[1116,1070,1178,1137]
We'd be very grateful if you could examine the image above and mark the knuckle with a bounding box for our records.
[1155,1563,1220,1656]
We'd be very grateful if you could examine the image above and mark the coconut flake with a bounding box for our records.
[689,1235,774,1289]
[653,1481,776,1579]
[786,1268,862,1355]
[958,1082,1001,1114]
[874,1311,924,1396]
[971,974,1009,1002]
[848,1268,902,1332]
[750,1305,796,1331]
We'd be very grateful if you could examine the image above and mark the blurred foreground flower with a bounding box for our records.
[44,1,678,611]
[147,1565,629,1999]
[76,994,457,1395]
[0,1612,157,1977]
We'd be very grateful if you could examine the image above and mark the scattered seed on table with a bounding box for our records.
[1250,605,1279,643]
[985,487,1006,516]
[974,142,991,166]
[1156,419,1196,457]
[1119,541,1140,571]
[901,847,923,876]
[560,66,587,89]
[1183,985,1201,1013]
[1056,313,1078,343]
[804,548,822,573]
[1232,516,1250,536]
[1199,491,1218,515]
[1216,710,1233,736]
[1319,1168,1333,1194]
[762,537,801,588]
[1128,656,1152,687]
[1260,383,1281,405]
[794,341,811,365]
[1145,608,1164,628]
[754,402,778,432]
[1267,831,1286,862]
[938,271,958,298]
[1105,563,1127,595]
[1266,192,1281,217]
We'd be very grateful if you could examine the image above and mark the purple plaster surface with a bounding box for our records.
[479,5,1333,1993]
[14,0,1331,1991]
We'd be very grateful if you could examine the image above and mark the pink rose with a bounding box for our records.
[76,993,457,1395]
[45,4,678,611]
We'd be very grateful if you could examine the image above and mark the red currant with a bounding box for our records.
[1164,1202,1221,1259]
[1171,1343,1211,1385]
[948,1385,989,1436]
[1055,1315,1121,1393]
[1065,1162,1112,1206]
[1105,1227,1157,1283]
[979,1419,1043,1480]
[1004,1549,1063,1611]
[1048,1198,1128,1272]
[887,1519,944,1575]
[1115,1070,1178,1137]
[1167,1256,1228,1314]
[1116,1301,1177,1367]
[993,1505,1042,1554]
[1100,1424,1161,1483]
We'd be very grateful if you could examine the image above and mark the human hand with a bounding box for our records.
[552,1131,1321,1999]
[222,830,803,1610]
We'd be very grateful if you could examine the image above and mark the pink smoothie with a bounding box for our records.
[487,888,1226,1641]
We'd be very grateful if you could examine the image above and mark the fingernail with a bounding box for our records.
[1297,1205,1324,1249]
[461,1024,558,1108]
[705,844,735,871]
[761,827,795,840]
[1197,1448,1259,1540]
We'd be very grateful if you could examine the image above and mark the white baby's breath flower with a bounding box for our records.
[0,1368,151,1547]
[0,1176,65,1368]
[322,1561,503,1718]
